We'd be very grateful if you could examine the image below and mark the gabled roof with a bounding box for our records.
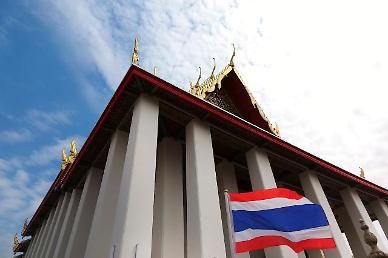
[190,52,280,136]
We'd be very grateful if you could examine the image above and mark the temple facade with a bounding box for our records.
[13,42,388,258]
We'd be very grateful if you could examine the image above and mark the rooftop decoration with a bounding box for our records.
[60,140,78,170]
[131,36,139,65]
[13,234,19,254]
[189,44,280,137]
[21,218,28,236]
[360,167,366,179]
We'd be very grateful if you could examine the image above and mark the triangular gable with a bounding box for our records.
[190,57,280,137]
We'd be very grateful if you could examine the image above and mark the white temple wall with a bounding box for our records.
[36,194,64,258]
[24,223,42,258]
[151,137,184,258]
[44,191,71,258]
[53,188,82,258]
[84,130,129,258]
[64,167,103,258]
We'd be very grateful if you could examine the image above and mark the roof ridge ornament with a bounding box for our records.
[68,139,78,163]
[190,67,203,98]
[229,43,236,67]
[131,36,139,65]
[61,148,69,170]
[359,167,365,179]
[13,233,19,254]
[21,218,28,236]
[210,58,216,80]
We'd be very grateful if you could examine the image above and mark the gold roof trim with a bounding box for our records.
[189,46,280,137]
[13,234,20,254]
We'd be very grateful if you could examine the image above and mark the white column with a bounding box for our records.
[216,160,254,258]
[370,199,388,238]
[336,207,366,258]
[31,215,51,258]
[340,187,387,255]
[111,94,159,258]
[151,137,184,258]
[64,168,103,258]
[53,188,82,258]
[24,226,42,258]
[246,148,298,258]
[299,171,352,258]
[44,191,72,258]
[84,130,129,258]
[186,119,227,258]
[35,195,64,258]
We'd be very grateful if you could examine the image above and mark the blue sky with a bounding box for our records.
[2,0,388,256]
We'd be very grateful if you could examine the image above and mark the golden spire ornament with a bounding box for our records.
[229,43,236,67]
[61,148,69,170]
[189,67,202,97]
[13,234,19,254]
[131,36,139,65]
[68,139,78,163]
[210,58,216,80]
[21,218,28,236]
[359,167,365,179]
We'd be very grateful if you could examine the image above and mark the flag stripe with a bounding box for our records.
[230,197,312,211]
[235,226,333,242]
[235,236,336,253]
[233,204,329,232]
[229,188,303,202]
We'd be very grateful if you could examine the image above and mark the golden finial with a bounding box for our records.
[61,148,69,170]
[21,218,28,236]
[274,123,280,137]
[210,58,216,80]
[153,66,158,75]
[13,233,19,254]
[359,167,365,179]
[68,139,78,163]
[131,36,139,65]
[189,67,202,97]
[229,43,236,67]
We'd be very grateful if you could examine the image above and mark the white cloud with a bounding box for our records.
[25,109,72,132]
[35,0,388,189]
[0,129,32,143]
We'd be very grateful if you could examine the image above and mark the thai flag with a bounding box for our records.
[226,188,336,253]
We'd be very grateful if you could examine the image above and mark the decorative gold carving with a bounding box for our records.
[68,139,78,163]
[210,58,216,81]
[13,234,19,254]
[189,45,280,137]
[61,148,70,170]
[360,219,388,257]
[131,36,139,65]
[190,67,205,98]
[21,218,28,236]
[359,167,365,179]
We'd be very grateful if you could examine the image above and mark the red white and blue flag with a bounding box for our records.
[226,188,336,253]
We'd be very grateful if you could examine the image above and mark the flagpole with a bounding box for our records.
[224,189,236,258]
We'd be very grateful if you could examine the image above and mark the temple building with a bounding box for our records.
[13,39,388,258]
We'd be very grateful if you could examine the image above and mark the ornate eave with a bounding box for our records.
[190,55,280,137]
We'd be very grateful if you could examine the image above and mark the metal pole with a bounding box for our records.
[224,190,236,258]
